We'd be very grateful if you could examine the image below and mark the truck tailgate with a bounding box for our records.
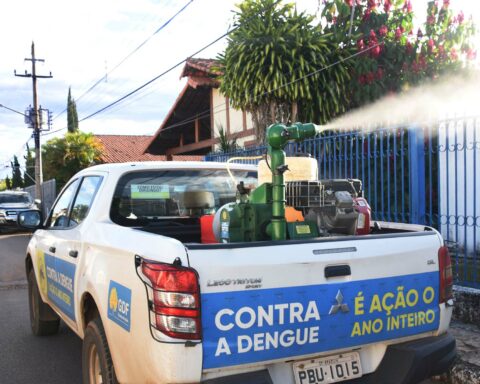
[186,231,443,371]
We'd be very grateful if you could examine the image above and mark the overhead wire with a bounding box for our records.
[45,1,284,137]
[45,3,405,144]
[76,0,284,123]
[0,103,34,172]
[52,0,195,122]
[0,104,28,118]
[145,30,417,137]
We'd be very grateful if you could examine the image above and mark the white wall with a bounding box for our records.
[211,88,255,150]
[212,88,228,135]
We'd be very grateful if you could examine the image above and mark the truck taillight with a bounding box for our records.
[438,245,453,304]
[141,261,201,340]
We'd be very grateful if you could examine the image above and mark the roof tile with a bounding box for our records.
[95,135,203,163]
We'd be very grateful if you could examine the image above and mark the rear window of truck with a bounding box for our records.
[110,169,257,228]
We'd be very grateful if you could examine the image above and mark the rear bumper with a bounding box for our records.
[202,332,456,384]
[349,332,456,384]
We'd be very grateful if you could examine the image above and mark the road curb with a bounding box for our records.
[453,285,480,326]
[434,360,480,384]
[432,321,480,384]
[0,280,28,290]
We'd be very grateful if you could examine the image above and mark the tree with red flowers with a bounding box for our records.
[321,0,476,109]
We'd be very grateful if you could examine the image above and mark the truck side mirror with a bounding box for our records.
[17,210,43,230]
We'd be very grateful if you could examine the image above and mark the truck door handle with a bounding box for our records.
[49,246,56,254]
[325,265,351,278]
[69,250,78,258]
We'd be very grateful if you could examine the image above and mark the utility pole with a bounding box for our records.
[14,42,52,210]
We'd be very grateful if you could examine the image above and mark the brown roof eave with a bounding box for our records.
[180,58,222,79]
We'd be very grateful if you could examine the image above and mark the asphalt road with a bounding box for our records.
[0,232,82,384]
[0,232,31,285]
[0,287,82,384]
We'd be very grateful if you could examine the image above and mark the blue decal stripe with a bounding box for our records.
[44,253,76,321]
[201,271,439,369]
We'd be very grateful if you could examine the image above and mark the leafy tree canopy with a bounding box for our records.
[322,0,475,107]
[219,0,475,142]
[0,178,7,191]
[42,131,103,188]
[218,0,353,142]
[217,125,238,153]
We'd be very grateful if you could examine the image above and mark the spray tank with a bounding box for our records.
[212,122,371,243]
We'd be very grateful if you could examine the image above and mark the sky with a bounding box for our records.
[0,0,479,179]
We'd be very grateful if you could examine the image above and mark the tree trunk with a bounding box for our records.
[291,102,298,123]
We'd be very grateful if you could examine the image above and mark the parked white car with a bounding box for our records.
[19,161,456,384]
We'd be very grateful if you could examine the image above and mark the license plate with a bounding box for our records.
[6,211,16,215]
[293,352,362,384]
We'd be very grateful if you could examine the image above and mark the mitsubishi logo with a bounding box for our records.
[329,290,349,315]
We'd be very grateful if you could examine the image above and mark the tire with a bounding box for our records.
[82,316,118,384]
[28,268,60,336]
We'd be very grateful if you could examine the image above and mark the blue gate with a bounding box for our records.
[205,119,480,288]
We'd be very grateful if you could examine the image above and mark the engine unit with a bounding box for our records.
[213,123,372,243]
[286,180,362,236]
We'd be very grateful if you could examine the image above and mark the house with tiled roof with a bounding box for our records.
[143,58,256,156]
[95,135,202,163]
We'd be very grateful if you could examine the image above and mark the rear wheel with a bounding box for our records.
[82,316,118,384]
[28,268,60,336]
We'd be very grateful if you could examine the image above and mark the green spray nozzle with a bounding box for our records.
[265,122,322,241]
[267,122,322,149]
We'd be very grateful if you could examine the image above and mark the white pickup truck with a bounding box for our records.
[19,161,456,384]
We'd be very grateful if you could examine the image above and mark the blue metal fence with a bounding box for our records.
[205,118,480,288]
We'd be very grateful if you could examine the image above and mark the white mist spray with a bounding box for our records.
[322,70,480,132]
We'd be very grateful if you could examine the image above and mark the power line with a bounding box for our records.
[52,0,195,122]
[35,27,403,159]
[46,2,400,143]
[0,136,33,170]
[146,36,392,137]
[0,104,28,118]
[77,0,283,123]
[79,34,226,122]
[44,28,390,140]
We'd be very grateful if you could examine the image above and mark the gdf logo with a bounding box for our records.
[108,281,132,331]
[109,286,130,315]
[109,287,118,311]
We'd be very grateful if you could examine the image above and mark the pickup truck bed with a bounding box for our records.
[184,227,453,382]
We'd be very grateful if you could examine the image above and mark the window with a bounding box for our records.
[0,193,31,204]
[70,176,103,226]
[47,179,80,228]
[110,169,257,227]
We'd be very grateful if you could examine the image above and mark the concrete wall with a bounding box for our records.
[453,285,480,326]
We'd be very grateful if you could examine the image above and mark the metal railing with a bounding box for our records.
[205,118,480,288]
